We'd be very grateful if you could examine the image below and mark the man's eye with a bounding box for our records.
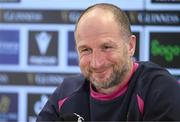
[102,45,112,50]
[105,46,111,49]
[79,48,91,54]
[81,48,89,52]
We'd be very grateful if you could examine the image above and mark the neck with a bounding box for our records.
[95,61,133,95]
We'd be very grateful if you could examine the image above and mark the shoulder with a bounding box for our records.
[138,61,168,74]
[36,74,87,121]
[136,61,180,101]
[54,74,86,99]
[136,62,180,120]
[136,61,176,82]
[133,61,179,101]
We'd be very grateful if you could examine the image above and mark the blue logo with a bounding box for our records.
[68,31,78,66]
[0,30,19,64]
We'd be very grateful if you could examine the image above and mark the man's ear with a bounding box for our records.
[128,35,136,57]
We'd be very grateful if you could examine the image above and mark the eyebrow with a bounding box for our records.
[77,40,117,49]
[101,41,117,48]
[77,45,90,51]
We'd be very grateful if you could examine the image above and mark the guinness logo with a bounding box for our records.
[129,11,138,24]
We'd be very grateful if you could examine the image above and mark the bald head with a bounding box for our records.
[75,3,132,37]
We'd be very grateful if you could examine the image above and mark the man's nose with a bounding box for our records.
[90,50,104,69]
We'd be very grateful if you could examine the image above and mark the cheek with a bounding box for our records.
[107,52,122,63]
[79,56,90,68]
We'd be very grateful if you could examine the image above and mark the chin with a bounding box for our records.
[92,81,112,89]
[91,75,109,82]
[90,77,112,88]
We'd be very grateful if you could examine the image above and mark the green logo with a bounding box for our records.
[151,39,180,62]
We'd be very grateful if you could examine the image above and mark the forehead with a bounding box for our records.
[75,9,122,42]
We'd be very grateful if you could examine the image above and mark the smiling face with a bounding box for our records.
[75,8,136,90]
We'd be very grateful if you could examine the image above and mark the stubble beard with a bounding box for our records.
[90,62,129,89]
[82,58,130,90]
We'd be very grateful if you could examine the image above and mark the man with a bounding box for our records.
[37,3,180,121]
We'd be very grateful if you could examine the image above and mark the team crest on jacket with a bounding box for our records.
[73,113,84,122]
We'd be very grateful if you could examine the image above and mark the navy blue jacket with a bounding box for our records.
[37,62,180,121]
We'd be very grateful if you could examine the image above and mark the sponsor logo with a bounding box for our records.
[0,74,8,84]
[35,32,51,55]
[151,0,180,3]
[151,39,180,62]
[3,10,43,23]
[1,9,82,24]
[137,12,179,25]
[0,0,19,2]
[0,96,10,113]
[0,71,73,86]
[127,11,180,25]
[68,31,78,66]
[34,95,48,115]
[27,73,64,85]
[68,11,81,23]
[150,32,180,68]
[0,30,19,64]
[133,32,140,61]
[27,94,49,122]
[0,93,18,122]
[127,11,141,25]
[2,9,180,26]
[143,13,179,24]
[28,31,58,65]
